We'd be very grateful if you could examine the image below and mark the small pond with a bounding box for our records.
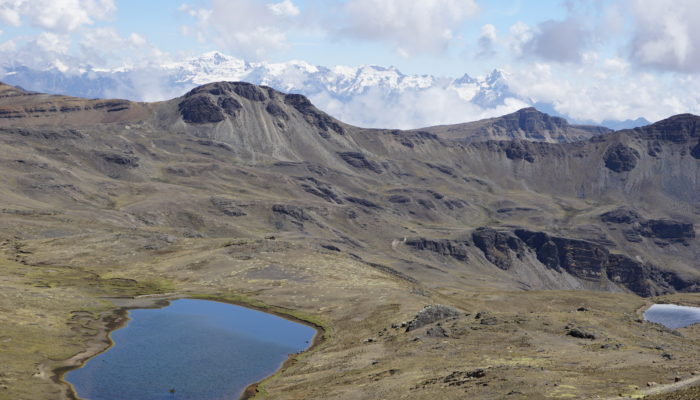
[643,303,700,329]
[65,299,317,400]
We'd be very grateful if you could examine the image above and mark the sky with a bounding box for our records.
[0,0,700,124]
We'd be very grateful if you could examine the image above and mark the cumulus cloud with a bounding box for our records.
[627,0,700,73]
[477,24,497,57]
[0,0,115,32]
[267,0,300,17]
[336,0,480,56]
[179,0,301,59]
[516,18,591,63]
[504,60,700,124]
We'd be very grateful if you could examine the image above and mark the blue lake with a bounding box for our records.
[644,303,700,329]
[65,299,317,400]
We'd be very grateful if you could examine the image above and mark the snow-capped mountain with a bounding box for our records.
[0,51,642,129]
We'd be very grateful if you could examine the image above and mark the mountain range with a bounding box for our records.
[1,80,698,400]
[0,51,650,130]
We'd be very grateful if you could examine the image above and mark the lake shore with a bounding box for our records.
[47,293,327,400]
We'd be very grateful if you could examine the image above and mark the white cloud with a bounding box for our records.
[628,0,700,72]
[313,85,528,130]
[0,0,115,32]
[179,0,300,59]
[518,18,591,63]
[36,32,70,54]
[504,59,700,123]
[477,24,497,57]
[337,0,480,56]
[267,0,299,17]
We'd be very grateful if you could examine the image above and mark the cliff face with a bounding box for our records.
[0,80,699,298]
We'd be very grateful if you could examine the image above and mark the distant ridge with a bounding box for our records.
[417,107,612,143]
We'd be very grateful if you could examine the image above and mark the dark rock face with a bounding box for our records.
[600,208,695,245]
[179,96,225,124]
[217,97,242,116]
[604,254,675,297]
[100,152,139,168]
[337,152,382,173]
[425,162,455,176]
[271,204,309,221]
[472,228,525,270]
[567,328,595,340]
[692,140,700,159]
[296,177,343,204]
[640,219,695,243]
[345,196,381,209]
[503,141,535,162]
[404,238,469,261]
[265,102,289,120]
[91,100,130,112]
[604,143,640,172]
[499,107,569,135]
[600,207,641,224]
[285,93,345,136]
[211,197,246,217]
[388,194,411,204]
[516,229,607,280]
[230,82,266,101]
[416,199,435,210]
[405,305,461,332]
[515,229,697,296]
[635,113,699,143]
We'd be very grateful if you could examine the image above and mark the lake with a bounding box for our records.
[65,298,317,400]
[643,303,700,329]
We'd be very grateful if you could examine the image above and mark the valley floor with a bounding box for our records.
[2,235,700,400]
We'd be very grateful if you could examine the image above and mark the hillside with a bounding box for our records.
[1,81,699,400]
[420,107,612,143]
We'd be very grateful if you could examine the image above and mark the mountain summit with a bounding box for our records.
[418,107,611,143]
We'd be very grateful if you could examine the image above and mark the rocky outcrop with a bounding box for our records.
[600,207,641,224]
[472,228,525,270]
[272,204,310,221]
[503,141,535,162]
[405,305,461,332]
[634,113,699,143]
[514,229,697,296]
[516,229,607,280]
[604,143,639,172]
[337,152,382,173]
[179,95,225,124]
[388,194,411,204]
[100,152,139,168]
[345,197,381,209]
[600,208,695,245]
[211,197,246,217]
[297,177,343,204]
[284,93,345,136]
[639,220,695,243]
[404,238,469,261]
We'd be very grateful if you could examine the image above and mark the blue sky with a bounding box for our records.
[0,0,699,124]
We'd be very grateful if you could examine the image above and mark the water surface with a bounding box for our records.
[643,303,700,329]
[66,299,316,400]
